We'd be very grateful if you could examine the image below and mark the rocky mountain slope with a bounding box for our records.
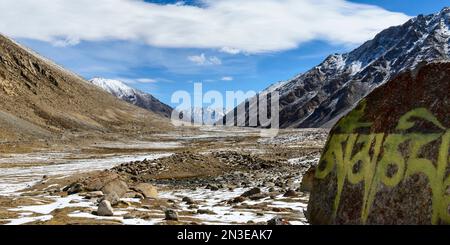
[227,7,450,128]
[88,78,172,118]
[0,34,170,143]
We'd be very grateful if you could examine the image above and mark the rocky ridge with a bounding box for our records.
[226,7,450,128]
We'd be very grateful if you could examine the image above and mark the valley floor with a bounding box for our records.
[0,127,328,225]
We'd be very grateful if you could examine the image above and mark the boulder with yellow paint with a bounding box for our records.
[307,62,450,225]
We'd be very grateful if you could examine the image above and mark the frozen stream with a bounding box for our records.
[0,152,171,195]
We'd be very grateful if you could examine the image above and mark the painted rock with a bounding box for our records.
[307,62,450,225]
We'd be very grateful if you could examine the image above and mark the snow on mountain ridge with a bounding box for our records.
[88,78,173,118]
[226,7,450,128]
[89,78,137,99]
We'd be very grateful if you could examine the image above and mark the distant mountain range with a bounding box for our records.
[177,107,226,126]
[88,78,173,118]
[226,7,450,128]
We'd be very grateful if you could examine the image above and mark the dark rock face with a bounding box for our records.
[226,8,450,128]
[131,92,172,118]
[307,63,450,225]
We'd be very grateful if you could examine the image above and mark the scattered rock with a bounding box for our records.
[85,191,104,199]
[249,193,268,201]
[197,209,217,215]
[188,204,199,210]
[300,166,315,192]
[227,196,246,204]
[115,200,131,208]
[97,200,114,216]
[123,214,135,219]
[141,205,152,210]
[268,217,290,225]
[165,209,179,221]
[182,196,195,204]
[241,187,261,197]
[206,184,219,191]
[272,207,292,212]
[123,191,144,199]
[64,183,83,195]
[283,189,298,197]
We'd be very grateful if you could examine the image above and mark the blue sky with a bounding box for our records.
[2,0,448,107]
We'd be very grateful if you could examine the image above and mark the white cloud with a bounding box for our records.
[208,56,222,65]
[136,78,158,83]
[221,76,233,81]
[115,77,158,84]
[52,36,81,47]
[0,0,411,53]
[188,53,222,65]
[188,54,207,64]
[220,47,241,55]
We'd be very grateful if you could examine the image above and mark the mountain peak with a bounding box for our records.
[89,78,136,98]
[227,8,450,129]
[88,78,173,118]
[440,6,450,14]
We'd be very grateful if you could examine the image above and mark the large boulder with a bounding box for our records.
[307,62,450,225]
[65,171,129,198]
[101,192,120,206]
[132,183,158,199]
[101,179,129,198]
[84,171,121,191]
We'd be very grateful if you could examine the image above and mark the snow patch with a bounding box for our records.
[0,153,171,195]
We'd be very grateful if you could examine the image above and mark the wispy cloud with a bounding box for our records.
[52,36,80,47]
[220,47,241,55]
[0,0,410,53]
[188,53,222,65]
[136,78,158,83]
[221,76,233,81]
[115,77,159,84]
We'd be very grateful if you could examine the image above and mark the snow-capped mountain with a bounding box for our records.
[227,7,450,128]
[177,107,226,126]
[89,78,172,118]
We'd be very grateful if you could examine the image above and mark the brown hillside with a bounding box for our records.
[0,34,171,143]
